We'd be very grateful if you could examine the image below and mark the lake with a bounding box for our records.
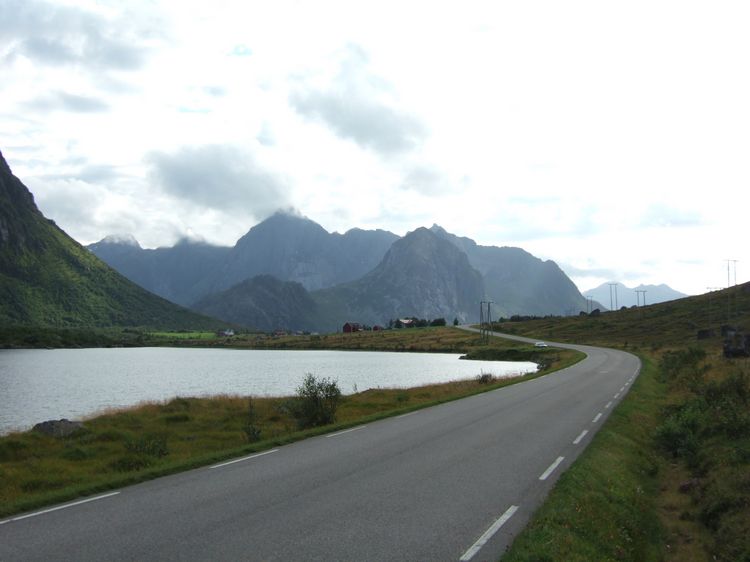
[0,347,536,435]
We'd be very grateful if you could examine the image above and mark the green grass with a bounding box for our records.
[493,284,749,350]
[501,283,750,562]
[504,356,665,562]
[148,331,218,340]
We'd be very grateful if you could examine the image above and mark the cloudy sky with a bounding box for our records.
[1,0,748,295]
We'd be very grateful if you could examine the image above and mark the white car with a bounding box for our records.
[534,341,548,348]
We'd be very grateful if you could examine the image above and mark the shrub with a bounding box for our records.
[124,433,169,458]
[110,454,152,472]
[476,372,494,384]
[654,404,702,464]
[703,370,750,438]
[243,398,262,443]
[285,374,342,430]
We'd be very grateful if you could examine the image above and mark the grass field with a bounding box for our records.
[0,327,581,518]
[502,283,750,562]
[147,330,218,340]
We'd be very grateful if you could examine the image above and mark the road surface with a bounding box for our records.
[0,330,639,561]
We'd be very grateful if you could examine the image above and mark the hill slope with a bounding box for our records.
[313,227,484,328]
[429,225,588,317]
[193,274,320,332]
[87,236,231,307]
[0,150,220,329]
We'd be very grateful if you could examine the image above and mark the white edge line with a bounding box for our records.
[396,411,416,419]
[605,401,613,409]
[614,393,621,399]
[593,412,603,423]
[326,425,366,438]
[210,448,279,469]
[573,429,589,445]
[0,492,120,525]
[459,505,519,561]
[620,386,626,392]
[539,456,565,481]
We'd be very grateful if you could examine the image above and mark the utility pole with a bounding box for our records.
[479,301,484,342]
[635,289,647,307]
[608,283,618,311]
[706,287,722,332]
[479,300,493,344]
[479,300,494,344]
[635,289,647,319]
[725,260,739,324]
[586,296,593,314]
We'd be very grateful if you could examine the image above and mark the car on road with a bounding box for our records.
[534,341,548,348]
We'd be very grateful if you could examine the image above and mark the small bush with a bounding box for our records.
[243,398,262,443]
[109,454,152,472]
[284,374,342,430]
[162,413,191,424]
[654,407,701,463]
[0,439,30,462]
[703,371,750,438]
[124,434,169,458]
[62,446,92,461]
[476,372,494,384]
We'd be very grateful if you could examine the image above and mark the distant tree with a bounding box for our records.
[430,318,447,327]
[453,317,459,326]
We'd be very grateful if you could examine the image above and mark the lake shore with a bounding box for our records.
[0,335,582,518]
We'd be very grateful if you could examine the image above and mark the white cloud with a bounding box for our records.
[147,145,290,219]
[1,0,749,295]
[290,45,426,156]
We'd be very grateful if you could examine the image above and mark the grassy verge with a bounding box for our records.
[504,355,665,561]
[0,329,582,518]
[501,284,750,561]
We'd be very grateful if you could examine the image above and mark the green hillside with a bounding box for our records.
[0,150,220,330]
[496,283,750,348]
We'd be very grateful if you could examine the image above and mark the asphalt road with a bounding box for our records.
[0,330,640,561]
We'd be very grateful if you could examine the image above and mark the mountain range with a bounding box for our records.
[0,150,220,330]
[583,282,687,310]
[90,212,592,332]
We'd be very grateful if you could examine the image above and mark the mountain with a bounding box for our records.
[429,225,588,317]
[583,282,688,310]
[0,150,220,329]
[88,211,398,305]
[208,211,399,296]
[313,227,484,328]
[193,275,320,332]
[87,236,231,307]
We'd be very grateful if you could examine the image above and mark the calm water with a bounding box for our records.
[0,347,535,434]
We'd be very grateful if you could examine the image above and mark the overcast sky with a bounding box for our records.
[1,0,748,295]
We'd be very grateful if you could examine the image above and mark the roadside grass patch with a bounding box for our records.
[0,344,581,518]
[504,357,664,562]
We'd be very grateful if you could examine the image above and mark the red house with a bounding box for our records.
[343,322,362,333]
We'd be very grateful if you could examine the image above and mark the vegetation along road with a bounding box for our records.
[0,329,638,561]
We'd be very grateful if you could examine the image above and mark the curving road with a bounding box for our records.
[0,330,639,561]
